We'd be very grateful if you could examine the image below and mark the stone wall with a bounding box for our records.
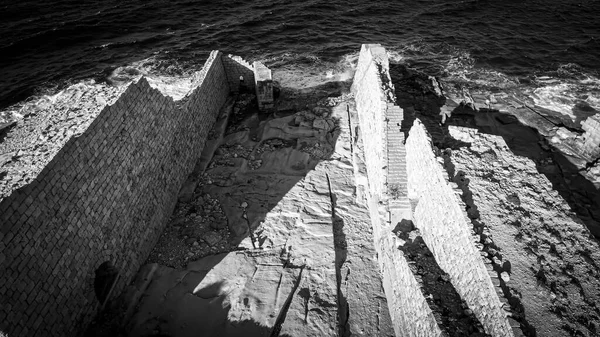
[386,102,411,223]
[406,119,514,337]
[352,44,388,199]
[367,199,443,337]
[353,44,443,336]
[0,51,230,336]
[222,54,256,93]
[253,61,274,111]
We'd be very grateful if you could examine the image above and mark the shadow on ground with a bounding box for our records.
[85,80,351,337]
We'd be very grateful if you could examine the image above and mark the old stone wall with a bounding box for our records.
[353,44,443,336]
[367,198,443,337]
[222,54,256,93]
[0,51,230,336]
[352,44,388,199]
[386,102,411,222]
[406,119,514,337]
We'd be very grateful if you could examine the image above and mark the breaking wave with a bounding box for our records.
[386,41,600,123]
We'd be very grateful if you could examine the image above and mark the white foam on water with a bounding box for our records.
[386,42,599,126]
[532,75,600,121]
[108,55,200,100]
[265,51,359,89]
[0,56,203,128]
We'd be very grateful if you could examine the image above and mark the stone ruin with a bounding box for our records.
[1,45,599,337]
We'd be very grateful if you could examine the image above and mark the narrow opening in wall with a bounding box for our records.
[94,261,119,307]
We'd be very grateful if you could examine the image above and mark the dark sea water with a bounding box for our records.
[0,0,599,114]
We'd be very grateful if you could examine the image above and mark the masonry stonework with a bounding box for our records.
[253,61,274,111]
[353,44,443,337]
[222,54,256,93]
[406,119,514,337]
[0,51,230,336]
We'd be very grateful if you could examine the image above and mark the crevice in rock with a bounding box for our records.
[584,155,600,171]
[346,103,354,155]
[270,265,305,337]
[326,173,351,337]
[525,106,583,135]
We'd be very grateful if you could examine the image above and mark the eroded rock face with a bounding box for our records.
[390,62,600,192]
[388,49,600,337]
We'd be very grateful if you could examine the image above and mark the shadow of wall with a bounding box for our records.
[390,62,600,337]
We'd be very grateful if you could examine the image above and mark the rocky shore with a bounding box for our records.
[391,64,600,238]
[391,64,600,337]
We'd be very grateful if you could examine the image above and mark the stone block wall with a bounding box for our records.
[352,44,388,199]
[222,54,256,93]
[368,199,443,337]
[406,119,514,337]
[353,44,442,336]
[386,102,411,222]
[0,50,230,336]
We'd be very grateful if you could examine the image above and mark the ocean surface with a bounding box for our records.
[0,0,599,117]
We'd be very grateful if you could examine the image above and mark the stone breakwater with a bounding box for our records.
[1,44,599,337]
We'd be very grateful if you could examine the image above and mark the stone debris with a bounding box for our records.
[146,192,233,268]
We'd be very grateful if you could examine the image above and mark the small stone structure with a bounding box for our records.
[253,61,274,111]
[352,44,443,336]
